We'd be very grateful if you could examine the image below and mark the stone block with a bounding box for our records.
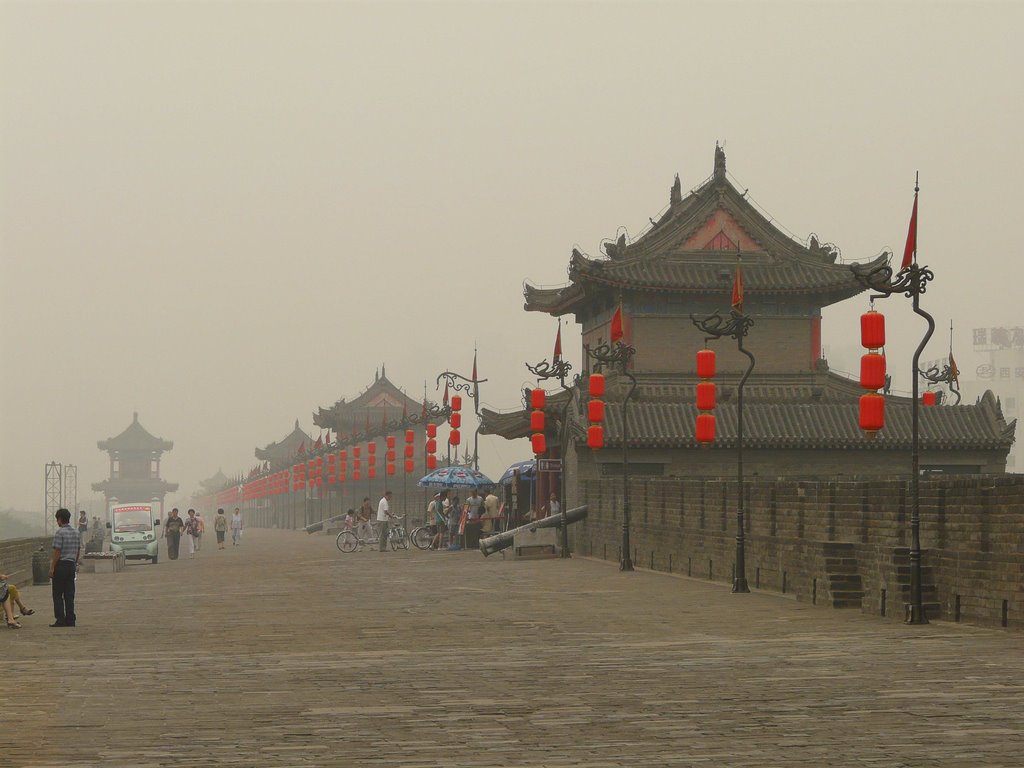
[512,526,558,559]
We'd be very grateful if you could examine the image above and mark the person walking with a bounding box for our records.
[195,511,205,551]
[49,508,81,627]
[77,510,89,539]
[214,508,228,549]
[164,508,184,560]
[184,509,201,559]
[231,508,243,546]
[482,488,499,533]
[377,490,394,552]
[428,491,448,550]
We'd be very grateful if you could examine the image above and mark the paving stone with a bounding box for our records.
[5,529,1024,767]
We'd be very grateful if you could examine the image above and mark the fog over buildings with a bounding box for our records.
[2,2,1022,517]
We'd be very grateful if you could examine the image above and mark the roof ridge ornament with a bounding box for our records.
[670,173,682,205]
[714,143,727,182]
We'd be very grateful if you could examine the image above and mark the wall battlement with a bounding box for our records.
[576,474,1024,628]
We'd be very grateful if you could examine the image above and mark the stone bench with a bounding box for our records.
[80,551,126,573]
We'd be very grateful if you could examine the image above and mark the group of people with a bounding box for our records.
[342,491,398,552]
[424,487,500,551]
[162,507,242,559]
[1,507,79,629]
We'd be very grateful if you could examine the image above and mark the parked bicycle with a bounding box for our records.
[336,520,378,553]
[336,517,409,552]
[410,524,436,550]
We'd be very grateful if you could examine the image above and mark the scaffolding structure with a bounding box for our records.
[63,464,78,515]
[44,461,62,536]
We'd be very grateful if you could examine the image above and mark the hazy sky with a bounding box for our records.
[2,1,1022,513]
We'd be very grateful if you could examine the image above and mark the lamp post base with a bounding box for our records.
[905,604,930,625]
[620,558,634,572]
[732,579,750,593]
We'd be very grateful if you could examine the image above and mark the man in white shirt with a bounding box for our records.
[377,490,394,552]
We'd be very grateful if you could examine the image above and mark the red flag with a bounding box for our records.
[731,262,744,313]
[443,381,450,407]
[901,189,918,270]
[553,322,562,361]
[472,349,479,406]
[949,352,960,388]
[610,305,624,343]
[314,434,323,449]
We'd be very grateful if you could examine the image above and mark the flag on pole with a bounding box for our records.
[901,185,919,270]
[314,434,323,449]
[553,321,562,361]
[472,349,479,409]
[610,304,624,343]
[731,260,744,313]
[949,352,960,388]
[443,381,450,407]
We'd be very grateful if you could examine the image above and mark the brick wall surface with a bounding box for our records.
[0,537,52,586]
[574,474,1024,629]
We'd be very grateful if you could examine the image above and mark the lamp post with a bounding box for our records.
[585,339,637,572]
[852,236,935,625]
[525,355,575,558]
[435,370,488,470]
[690,307,755,593]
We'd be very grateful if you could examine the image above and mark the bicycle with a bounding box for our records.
[410,524,436,550]
[336,520,379,553]
[387,517,409,551]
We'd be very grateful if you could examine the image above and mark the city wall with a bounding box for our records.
[575,474,1024,629]
[0,537,51,586]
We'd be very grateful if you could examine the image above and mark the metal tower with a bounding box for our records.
[44,461,62,535]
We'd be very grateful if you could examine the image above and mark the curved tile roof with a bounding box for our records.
[97,413,173,453]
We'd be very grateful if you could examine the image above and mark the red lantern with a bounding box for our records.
[368,455,376,467]
[696,348,716,379]
[861,310,886,350]
[530,388,546,409]
[696,382,716,412]
[353,446,361,458]
[404,444,414,458]
[405,429,414,444]
[450,412,462,429]
[530,410,545,432]
[589,373,605,397]
[922,391,937,406]
[426,438,437,454]
[339,449,347,463]
[860,353,886,391]
[353,469,361,480]
[859,393,885,433]
[367,442,376,455]
[369,467,376,479]
[353,458,361,470]
[387,463,395,476]
[531,433,547,455]
[588,399,605,423]
[404,458,415,473]
[587,424,604,449]
[426,423,437,438]
[386,435,396,449]
[696,413,716,444]
[427,454,438,470]
[451,395,462,412]
[449,429,461,446]
[386,449,396,462]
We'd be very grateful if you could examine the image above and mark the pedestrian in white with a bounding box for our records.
[377,490,394,552]
[184,509,201,559]
[231,507,243,546]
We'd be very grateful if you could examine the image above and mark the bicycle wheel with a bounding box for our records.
[336,530,358,553]
[411,527,433,550]
[392,527,409,550]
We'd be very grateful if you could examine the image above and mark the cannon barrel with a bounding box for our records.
[303,514,347,534]
[479,505,588,557]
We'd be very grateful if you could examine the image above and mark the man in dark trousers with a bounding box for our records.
[49,508,81,627]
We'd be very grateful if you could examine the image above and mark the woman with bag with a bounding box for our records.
[184,509,201,559]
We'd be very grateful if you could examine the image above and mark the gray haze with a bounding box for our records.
[2,1,1022,514]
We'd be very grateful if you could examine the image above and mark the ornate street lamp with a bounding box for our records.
[436,368,488,470]
[525,354,574,558]
[690,302,755,593]
[851,175,933,624]
[585,338,637,572]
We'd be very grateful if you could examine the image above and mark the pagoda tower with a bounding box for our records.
[482,147,1014,487]
[92,412,178,515]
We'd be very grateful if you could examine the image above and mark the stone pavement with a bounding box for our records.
[4,529,1023,767]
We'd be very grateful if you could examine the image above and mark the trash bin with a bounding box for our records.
[32,547,50,585]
